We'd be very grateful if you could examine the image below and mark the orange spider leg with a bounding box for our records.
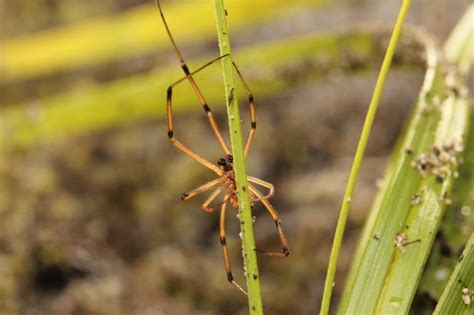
[232,62,256,158]
[156,0,231,155]
[166,68,223,175]
[248,176,274,199]
[201,185,227,213]
[181,177,226,201]
[167,56,234,176]
[169,55,228,88]
[248,184,290,257]
[219,194,248,296]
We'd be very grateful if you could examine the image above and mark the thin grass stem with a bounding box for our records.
[213,1,264,314]
[319,1,411,314]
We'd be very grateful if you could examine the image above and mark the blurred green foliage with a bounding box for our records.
[0,31,379,149]
[2,0,324,82]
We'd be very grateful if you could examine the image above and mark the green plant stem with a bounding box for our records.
[213,1,264,314]
[319,0,411,314]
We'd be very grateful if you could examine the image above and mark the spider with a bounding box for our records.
[156,0,289,295]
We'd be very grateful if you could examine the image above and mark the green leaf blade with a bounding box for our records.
[339,5,474,314]
[434,234,474,315]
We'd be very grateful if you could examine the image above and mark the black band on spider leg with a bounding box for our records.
[227,272,234,282]
[283,247,290,257]
[167,130,174,138]
[167,87,172,98]
[181,64,190,75]
[249,95,254,103]
[220,237,227,245]
[203,104,211,112]
[251,122,257,128]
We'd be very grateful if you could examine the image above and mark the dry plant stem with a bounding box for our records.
[319,0,411,314]
[213,1,264,314]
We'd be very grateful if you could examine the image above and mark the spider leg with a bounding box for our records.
[181,177,226,201]
[232,62,256,158]
[248,184,289,257]
[201,185,227,213]
[248,176,274,199]
[167,62,233,175]
[157,1,231,155]
[167,139,220,175]
[169,55,228,88]
[219,194,248,296]
[209,187,234,208]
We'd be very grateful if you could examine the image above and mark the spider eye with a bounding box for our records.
[226,154,233,163]
[218,158,226,166]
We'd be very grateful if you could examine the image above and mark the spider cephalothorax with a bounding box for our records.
[217,154,241,208]
[217,154,234,173]
[157,0,289,296]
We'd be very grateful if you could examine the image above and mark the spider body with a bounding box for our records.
[156,0,289,296]
[181,154,241,210]
[217,155,240,209]
[218,154,234,173]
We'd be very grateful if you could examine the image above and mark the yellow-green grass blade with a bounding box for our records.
[375,5,474,312]
[338,38,442,314]
[320,1,412,313]
[433,233,474,315]
[337,66,425,312]
[339,6,473,314]
[417,114,474,302]
[376,95,471,314]
[1,0,328,83]
[0,31,382,150]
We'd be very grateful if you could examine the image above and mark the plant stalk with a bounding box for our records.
[319,0,411,314]
[213,1,264,314]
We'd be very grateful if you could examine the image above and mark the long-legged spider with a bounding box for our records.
[156,1,289,295]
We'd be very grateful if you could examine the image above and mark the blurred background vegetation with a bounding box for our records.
[0,0,472,314]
